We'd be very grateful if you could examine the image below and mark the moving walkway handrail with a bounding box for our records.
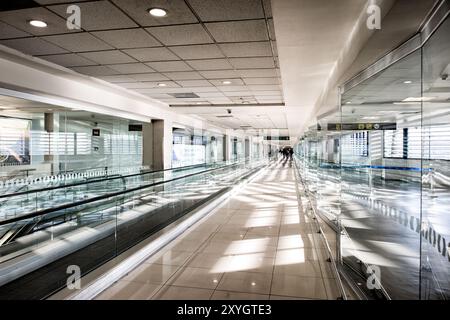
[0,162,224,200]
[292,157,348,300]
[0,161,246,226]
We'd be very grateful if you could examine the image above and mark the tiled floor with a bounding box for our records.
[96,160,341,300]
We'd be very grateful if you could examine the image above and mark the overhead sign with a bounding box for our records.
[264,136,290,141]
[92,128,100,136]
[325,123,396,131]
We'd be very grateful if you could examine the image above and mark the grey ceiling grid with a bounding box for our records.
[0,0,284,106]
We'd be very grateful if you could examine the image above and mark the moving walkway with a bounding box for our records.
[0,159,268,299]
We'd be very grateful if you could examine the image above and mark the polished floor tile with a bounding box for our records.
[152,285,214,300]
[95,281,161,300]
[211,290,269,300]
[96,161,342,300]
[270,274,327,299]
[217,271,272,295]
[168,266,223,289]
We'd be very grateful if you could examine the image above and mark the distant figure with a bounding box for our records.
[289,148,294,160]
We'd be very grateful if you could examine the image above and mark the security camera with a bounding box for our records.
[227,109,232,114]
[442,74,448,81]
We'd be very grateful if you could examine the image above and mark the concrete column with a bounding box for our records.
[44,112,59,174]
[142,122,153,169]
[245,138,250,160]
[224,134,232,161]
[152,119,173,170]
[152,120,164,170]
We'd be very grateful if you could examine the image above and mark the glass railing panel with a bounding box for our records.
[0,159,268,299]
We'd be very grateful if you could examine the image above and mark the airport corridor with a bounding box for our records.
[96,160,339,300]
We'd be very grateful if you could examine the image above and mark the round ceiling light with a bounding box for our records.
[222,80,232,85]
[403,80,413,84]
[149,8,167,17]
[29,20,48,28]
[157,83,167,87]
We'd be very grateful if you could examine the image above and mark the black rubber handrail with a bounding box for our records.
[0,162,226,200]
[0,161,246,226]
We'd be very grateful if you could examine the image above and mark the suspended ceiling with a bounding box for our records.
[0,0,283,108]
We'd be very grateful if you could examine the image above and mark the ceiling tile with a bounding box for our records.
[48,1,137,31]
[107,63,155,74]
[142,93,173,99]
[255,95,283,100]
[43,33,113,52]
[237,68,278,78]
[146,24,213,46]
[176,80,212,87]
[230,57,275,69]
[146,61,192,72]
[134,87,193,94]
[222,91,253,97]
[129,73,169,81]
[256,99,283,104]
[169,44,223,60]
[112,0,198,26]
[268,19,276,40]
[92,29,161,49]
[209,79,244,86]
[251,90,282,96]
[271,41,278,56]
[35,0,91,3]
[186,87,219,93]
[186,59,232,71]
[163,71,204,80]
[123,47,179,62]
[263,0,273,18]
[0,8,77,36]
[97,75,137,83]
[71,66,118,76]
[216,85,250,92]
[205,20,268,42]
[0,21,30,39]
[248,84,281,91]
[119,81,179,89]
[1,38,68,55]
[219,42,272,58]
[80,50,137,64]
[187,0,264,21]
[195,92,225,98]
[39,53,97,67]
[208,98,232,104]
[243,77,280,85]
[199,70,239,79]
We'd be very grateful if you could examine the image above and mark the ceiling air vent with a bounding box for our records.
[216,115,234,118]
[170,93,200,99]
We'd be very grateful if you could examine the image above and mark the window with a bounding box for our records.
[341,131,368,157]
[383,130,404,158]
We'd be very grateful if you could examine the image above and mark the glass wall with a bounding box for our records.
[421,15,450,300]
[295,14,450,300]
[0,98,145,192]
[172,127,225,168]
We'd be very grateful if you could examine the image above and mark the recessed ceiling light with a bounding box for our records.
[149,8,167,17]
[29,20,47,28]
[157,83,167,87]
[403,80,413,84]
[222,80,232,85]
